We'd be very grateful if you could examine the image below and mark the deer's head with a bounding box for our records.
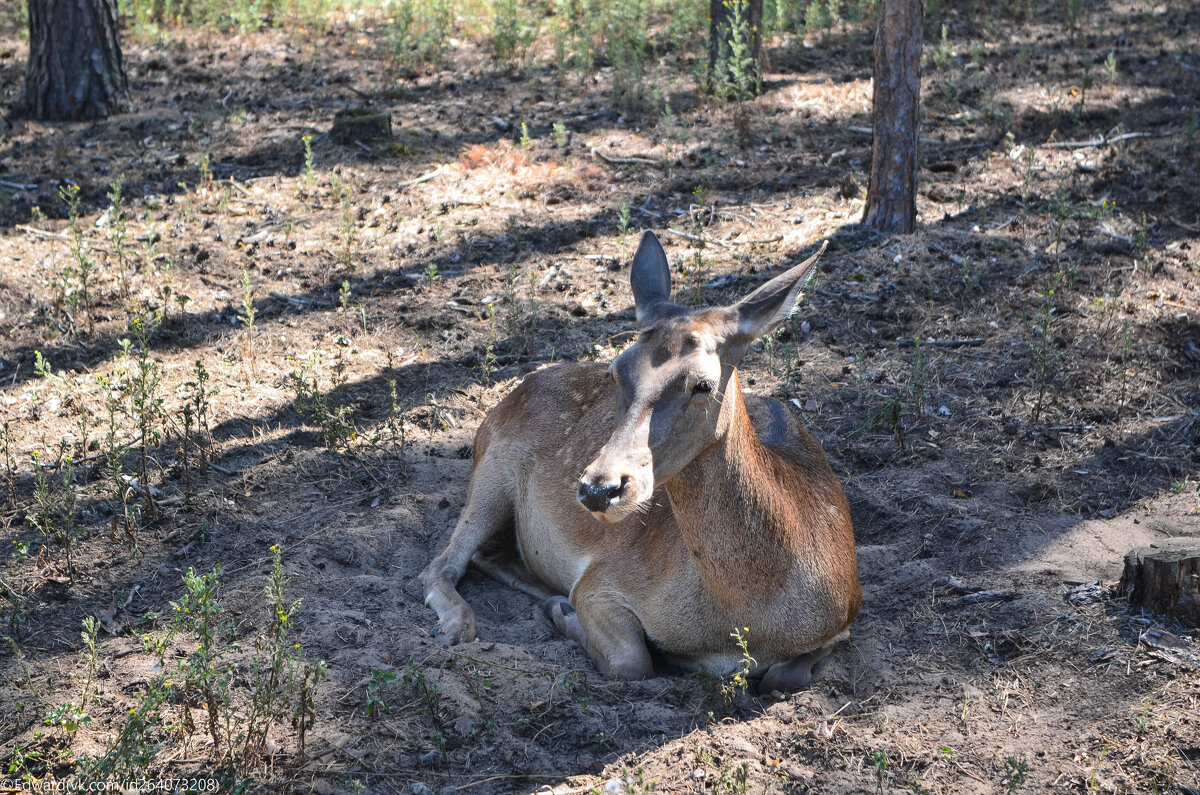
[577,231,826,523]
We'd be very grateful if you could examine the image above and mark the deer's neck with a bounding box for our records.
[663,371,798,603]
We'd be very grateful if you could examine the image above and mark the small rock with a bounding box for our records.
[604,777,626,794]
[411,783,433,795]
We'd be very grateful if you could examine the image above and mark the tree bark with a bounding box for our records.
[862,0,922,234]
[708,0,763,97]
[21,0,131,121]
[1120,537,1200,627]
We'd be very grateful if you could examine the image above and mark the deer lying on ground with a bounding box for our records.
[420,232,861,691]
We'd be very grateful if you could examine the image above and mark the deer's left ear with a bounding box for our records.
[719,240,827,360]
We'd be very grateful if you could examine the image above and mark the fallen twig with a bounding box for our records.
[897,338,985,348]
[590,147,659,166]
[1166,215,1200,233]
[1042,131,1151,149]
[17,224,69,241]
[0,179,37,191]
[397,164,447,189]
[957,589,1019,605]
[17,224,116,253]
[662,228,783,248]
[943,575,984,594]
[1039,424,1094,434]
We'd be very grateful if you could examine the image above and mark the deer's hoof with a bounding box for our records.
[436,606,476,646]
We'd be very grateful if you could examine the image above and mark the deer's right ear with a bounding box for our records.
[630,231,678,326]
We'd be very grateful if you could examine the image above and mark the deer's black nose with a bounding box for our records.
[578,477,629,513]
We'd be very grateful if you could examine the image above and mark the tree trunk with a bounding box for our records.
[1120,537,1200,627]
[21,0,131,121]
[708,0,763,98]
[862,0,922,234]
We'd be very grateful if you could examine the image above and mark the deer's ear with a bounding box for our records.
[630,231,682,326]
[721,240,827,358]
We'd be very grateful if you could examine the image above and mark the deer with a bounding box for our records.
[420,231,862,692]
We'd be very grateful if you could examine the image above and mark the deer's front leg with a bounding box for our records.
[420,478,513,645]
[544,574,654,679]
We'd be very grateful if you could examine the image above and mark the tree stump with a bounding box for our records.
[331,109,392,145]
[1119,537,1200,627]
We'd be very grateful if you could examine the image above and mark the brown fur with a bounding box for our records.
[420,234,861,684]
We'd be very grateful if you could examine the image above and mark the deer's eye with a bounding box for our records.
[693,379,715,395]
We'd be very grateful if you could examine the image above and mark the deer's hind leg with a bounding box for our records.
[420,473,514,646]
[543,568,654,680]
[754,628,849,693]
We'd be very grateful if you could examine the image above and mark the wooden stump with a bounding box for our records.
[1119,537,1200,627]
[331,109,392,145]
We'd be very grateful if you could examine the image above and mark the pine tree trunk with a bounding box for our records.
[21,0,131,121]
[862,0,922,234]
[708,0,764,97]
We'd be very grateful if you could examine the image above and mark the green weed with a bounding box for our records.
[719,626,756,705]
[365,668,396,717]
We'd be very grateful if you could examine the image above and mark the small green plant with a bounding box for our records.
[289,355,356,449]
[480,303,499,386]
[58,455,78,580]
[365,669,397,717]
[519,121,533,149]
[490,0,536,69]
[337,184,358,273]
[24,451,78,580]
[301,135,316,186]
[872,749,889,793]
[243,545,327,761]
[1004,756,1029,791]
[960,255,986,293]
[1066,0,1083,31]
[44,616,100,735]
[6,744,41,780]
[123,311,164,520]
[402,660,446,744]
[75,677,169,785]
[58,183,96,330]
[240,269,257,372]
[423,261,440,287]
[603,0,650,108]
[552,121,569,148]
[173,565,227,751]
[1117,317,1134,418]
[709,0,760,137]
[931,23,952,71]
[198,152,214,192]
[99,377,132,535]
[1030,278,1062,423]
[1104,51,1118,88]
[380,0,453,77]
[718,760,750,794]
[1,421,13,500]
[683,187,711,304]
[720,626,756,705]
[618,202,632,235]
[107,174,132,296]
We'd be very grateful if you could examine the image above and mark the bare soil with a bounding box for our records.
[2,2,1200,793]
